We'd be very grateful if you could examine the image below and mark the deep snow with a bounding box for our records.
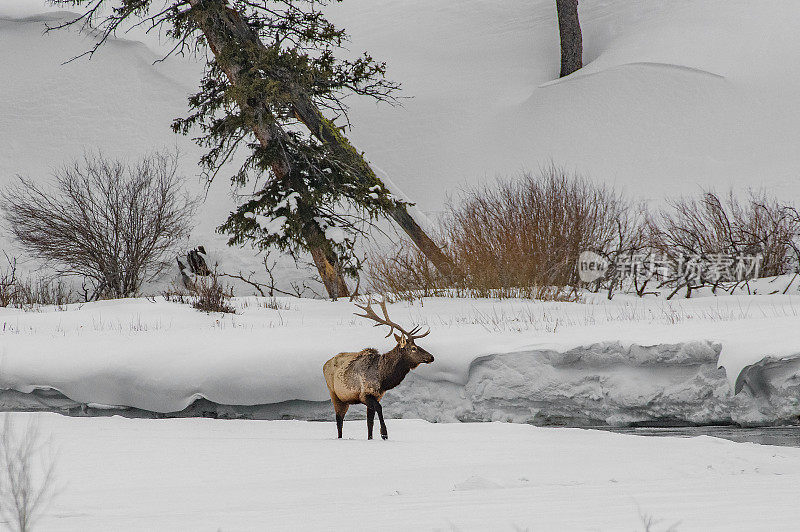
[1,287,799,426]
[13,413,800,531]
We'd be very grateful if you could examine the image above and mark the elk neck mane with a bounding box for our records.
[378,346,412,391]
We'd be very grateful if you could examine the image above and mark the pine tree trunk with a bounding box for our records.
[291,99,460,281]
[190,0,459,283]
[188,0,349,299]
[556,0,582,77]
[309,246,351,298]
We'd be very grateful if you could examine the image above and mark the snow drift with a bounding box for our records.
[1,292,799,426]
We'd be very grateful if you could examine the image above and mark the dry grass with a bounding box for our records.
[0,255,76,311]
[191,273,235,314]
[163,269,235,314]
[422,297,797,334]
[368,165,640,301]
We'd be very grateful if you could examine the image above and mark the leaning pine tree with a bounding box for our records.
[49,0,457,298]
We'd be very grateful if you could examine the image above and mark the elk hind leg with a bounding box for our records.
[365,396,387,440]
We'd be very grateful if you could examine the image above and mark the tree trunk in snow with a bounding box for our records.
[188,0,350,299]
[290,98,460,281]
[556,0,582,77]
[190,0,459,284]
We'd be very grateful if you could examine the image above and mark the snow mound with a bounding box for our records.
[388,341,734,426]
[735,355,800,426]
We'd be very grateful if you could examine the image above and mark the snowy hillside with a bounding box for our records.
[3,1,800,276]
[333,0,800,209]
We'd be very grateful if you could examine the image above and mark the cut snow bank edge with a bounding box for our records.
[2,340,798,427]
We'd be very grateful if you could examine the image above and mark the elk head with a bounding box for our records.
[354,298,434,367]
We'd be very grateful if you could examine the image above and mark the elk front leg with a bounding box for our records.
[367,407,375,440]
[331,396,348,439]
[365,396,387,440]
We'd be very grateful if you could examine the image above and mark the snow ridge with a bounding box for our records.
[4,340,800,427]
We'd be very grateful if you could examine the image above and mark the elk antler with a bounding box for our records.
[353,297,430,340]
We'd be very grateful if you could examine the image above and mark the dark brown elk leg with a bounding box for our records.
[367,407,375,440]
[336,414,344,439]
[331,396,348,439]
[365,396,387,440]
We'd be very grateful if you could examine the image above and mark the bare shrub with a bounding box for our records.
[648,190,800,282]
[1,151,197,299]
[162,274,234,313]
[369,165,639,300]
[190,269,235,314]
[0,415,57,532]
[368,242,446,299]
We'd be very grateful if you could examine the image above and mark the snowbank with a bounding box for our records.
[1,291,799,425]
[390,341,735,426]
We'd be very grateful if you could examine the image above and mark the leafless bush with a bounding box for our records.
[190,269,235,314]
[444,165,636,289]
[369,165,639,300]
[162,272,235,313]
[1,151,197,299]
[368,242,446,299]
[648,190,800,281]
[0,415,57,532]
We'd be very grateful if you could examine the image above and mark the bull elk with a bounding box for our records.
[323,298,434,440]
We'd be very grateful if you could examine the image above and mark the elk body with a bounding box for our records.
[323,299,434,440]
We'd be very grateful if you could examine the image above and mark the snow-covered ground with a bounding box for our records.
[1,282,799,426]
[9,413,798,531]
[3,0,800,288]
[3,3,800,527]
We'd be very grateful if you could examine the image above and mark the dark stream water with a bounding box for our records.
[597,426,800,447]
